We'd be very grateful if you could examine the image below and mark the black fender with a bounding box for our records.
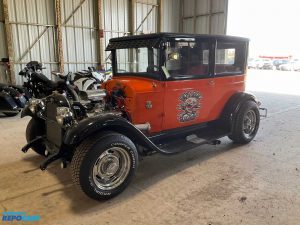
[220,92,259,131]
[21,104,34,118]
[63,114,175,155]
[0,92,20,112]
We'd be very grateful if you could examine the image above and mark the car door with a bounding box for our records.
[162,37,216,131]
[211,39,248,119]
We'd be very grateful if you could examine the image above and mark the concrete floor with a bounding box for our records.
[0,70,300,225]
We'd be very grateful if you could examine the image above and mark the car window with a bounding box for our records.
[164,38,210,79]
[215,41,246,76]
[116,47,160,73]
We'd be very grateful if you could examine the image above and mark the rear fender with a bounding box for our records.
[220,92,259,130]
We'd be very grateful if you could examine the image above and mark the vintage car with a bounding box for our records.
[21,33,266,200]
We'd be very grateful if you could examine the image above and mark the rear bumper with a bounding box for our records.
[259,107,268,117]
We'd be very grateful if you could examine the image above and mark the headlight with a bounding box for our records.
[28,98,43,114]
[56,107,73,126]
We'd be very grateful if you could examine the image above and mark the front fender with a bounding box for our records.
[64,115,150,147]
[21,105,34,118]
[63,114,205,156]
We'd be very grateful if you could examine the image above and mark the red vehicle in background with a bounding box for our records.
[21,33,266,200]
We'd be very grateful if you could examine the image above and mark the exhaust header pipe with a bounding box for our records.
[135,122,151,131]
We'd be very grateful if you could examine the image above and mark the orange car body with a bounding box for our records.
[104,33,249,135]
[105,74,246,134]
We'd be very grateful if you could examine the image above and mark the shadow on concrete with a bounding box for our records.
[22,139,242,214]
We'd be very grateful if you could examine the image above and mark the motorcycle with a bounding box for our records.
[0,85,22,117]
[72,67,112,91]
[19,61,79,101]
[0,58,28,117]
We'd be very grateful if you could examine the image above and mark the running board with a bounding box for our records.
[153,127,227,155]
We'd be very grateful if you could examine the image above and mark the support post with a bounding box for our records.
[157,0,163,32]
[179,0,184,32]
[128,0,135,72]
[96,0,104,69]
[224,0,229,34]
[209,0,213,34]
[3,0,15,84]
[128,0,136,35]
[55,0,64,73]
[193,0,197,33]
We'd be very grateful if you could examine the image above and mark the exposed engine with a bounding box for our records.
[77,85,126,119]
[79,89,107,115]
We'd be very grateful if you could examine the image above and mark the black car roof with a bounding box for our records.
[106,32,249,50]
[108,32,249,42]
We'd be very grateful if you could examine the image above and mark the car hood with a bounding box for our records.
[104,76,163,97]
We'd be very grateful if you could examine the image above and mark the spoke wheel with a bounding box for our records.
[228,100,260,144]
[243,110,257,138]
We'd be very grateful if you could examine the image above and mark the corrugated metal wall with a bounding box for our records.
[62,0,99,72]
[0,0,8,83]
[7,0,58,84]
[182,0,228,34]
[102,0,130,69]
[135,0,158,34]
[162,0,180,32]
[1,0,227,84]
[102,0,161,69]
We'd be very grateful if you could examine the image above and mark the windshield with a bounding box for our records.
[115,47,160,78]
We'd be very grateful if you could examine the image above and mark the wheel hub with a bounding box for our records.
[92,147,131,190]
[243,110,256,135]
[97,154,120,179]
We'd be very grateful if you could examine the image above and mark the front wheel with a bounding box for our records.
[71,132,138,200]
[228,101,260,144]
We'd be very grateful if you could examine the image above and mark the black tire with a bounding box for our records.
[71,132,138,200]
[228,100,260,144]
[26,118,46,156]
[3,112,19,117]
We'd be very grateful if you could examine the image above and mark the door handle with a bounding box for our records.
[208,80,215,86]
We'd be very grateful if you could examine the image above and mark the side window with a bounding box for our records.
[215,41,246,75]
[116,47,160,74]
[165,38,210,79]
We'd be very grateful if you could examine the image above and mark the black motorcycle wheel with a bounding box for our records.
[26,118,46,156]
[3,112,19,117]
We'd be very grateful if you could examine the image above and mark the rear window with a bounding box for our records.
[215,41,247,76]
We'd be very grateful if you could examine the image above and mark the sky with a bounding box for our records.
[227,0,300,58]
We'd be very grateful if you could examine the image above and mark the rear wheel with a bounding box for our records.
[71,132,138,200]
[228,101,260,144]
[26,118,46,156]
